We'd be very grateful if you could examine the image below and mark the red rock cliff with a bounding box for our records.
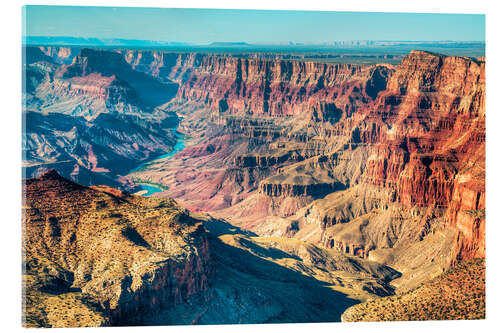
[123,50,485,262]
[122,50,393,117]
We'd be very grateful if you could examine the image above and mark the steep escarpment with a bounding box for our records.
[23,170,213,327]
[287,51,485,280]
[38,46,80,64]
[23,47,180,189]
[123,50,393,117]
[23,171,402,326]
[26,47,177,119]
[60,48,178,108]
[127,50,485,282]
[362,51,485,261]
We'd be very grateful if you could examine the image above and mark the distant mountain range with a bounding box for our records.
[208,41,251,47]
[23,36,190,47]
[23,36,484,49]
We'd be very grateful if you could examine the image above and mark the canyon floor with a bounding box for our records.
[22,45,486,326]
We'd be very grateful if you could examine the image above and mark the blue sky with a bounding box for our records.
[23,6,485,43]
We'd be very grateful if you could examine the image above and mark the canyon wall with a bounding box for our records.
[26,46,485,266]
[23,46,486,325]
[23,47,180,189]
[122,50,392,117]
[124,49,485,265]
[23,170,213,327]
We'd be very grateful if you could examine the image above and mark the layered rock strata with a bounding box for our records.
[23,47,486,324]
[23,170,213,327]
[23,171,401,326]
[127,50,485,272]
[23,47,180,189]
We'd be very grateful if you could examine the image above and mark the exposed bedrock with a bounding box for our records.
[38,46,81,64]
[26,47,485,271]
[145,50,485,267]
[259,182,340,199]
[23,171,404,326]
[22,45,487,325]
[122,50,393,117]
[23,47,182,189]
[235,152,304,168]
[58,48,178,109]
[130,49,484,226]
[23,170,213,327]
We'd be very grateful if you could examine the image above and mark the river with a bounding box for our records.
[130,128,186,196]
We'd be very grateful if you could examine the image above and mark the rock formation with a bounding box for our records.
[23,47,180,189]
[23,170,400,326]
[23,46,486,324]
[23,170,213,327]
[126,50,485,282]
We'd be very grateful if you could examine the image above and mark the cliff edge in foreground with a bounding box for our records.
[23,169,213,327]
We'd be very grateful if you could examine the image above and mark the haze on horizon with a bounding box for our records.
[23,6,485,44]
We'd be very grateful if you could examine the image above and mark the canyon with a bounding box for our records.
[23,170,400,326]
[23,45,485,326]
[124,48,485,280]
[23,47,179,189]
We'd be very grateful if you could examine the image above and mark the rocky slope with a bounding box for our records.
[127,50,485,274]
[23,170,400,327]
[23,170,213,327]
[23,47,179,189]
[341,258,485,321]
[145,227,400,325]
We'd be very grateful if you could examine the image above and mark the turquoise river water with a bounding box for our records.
[130,129,186,196]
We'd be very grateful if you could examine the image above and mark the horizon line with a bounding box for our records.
[22,36,486,44]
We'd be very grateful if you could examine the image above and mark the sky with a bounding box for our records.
[23,6,485,44]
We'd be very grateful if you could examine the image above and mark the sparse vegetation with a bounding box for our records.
[22,171,210,327]
[342,259,485,322]
[465,208,485,219]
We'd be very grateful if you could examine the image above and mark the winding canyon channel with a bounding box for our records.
[129,128,186,196]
